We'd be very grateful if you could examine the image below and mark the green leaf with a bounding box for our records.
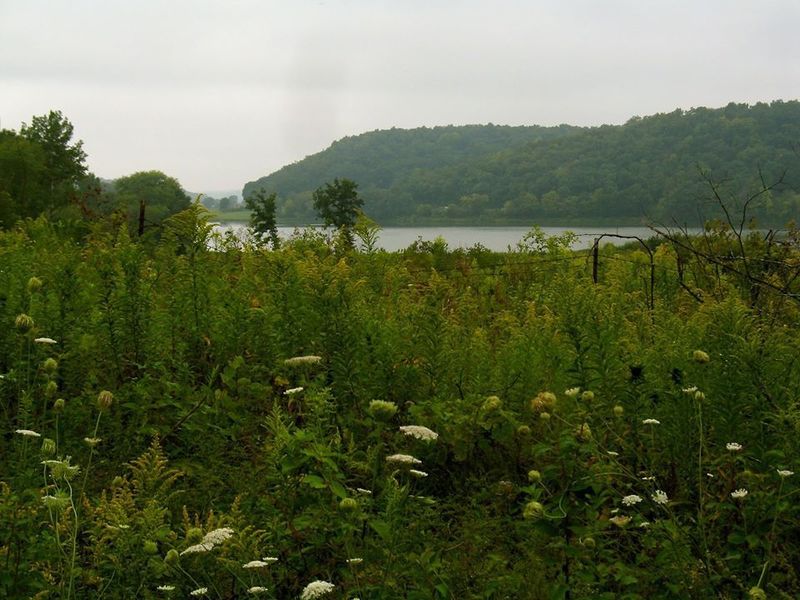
[302,474,326,489]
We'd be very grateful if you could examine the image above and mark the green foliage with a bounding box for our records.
[1,213,799,597]
[245,188,280,248]
[244,101,800,225]
[112,170,191,235]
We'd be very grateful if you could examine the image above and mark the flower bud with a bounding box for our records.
[44,380,58,398]
[482,395,502,412]
[143,540,158,555]
[164,549,180,566]
[27,276,43,293]
[748,587,767,600]
[613,405,624,417]
[575,422,592,442]
[43,358,58,374]
[367,400,397,422]
[527,469,542,483]
[41,438,56,456]
[186,527,203,543]
[53,398,66,412]
[694,391,705,402]
[97,390,113,411]
[523,500,545,520]
[15,313,34,333]
[581,537,596,549]
[339,498,358,512]
[693,350,710,364]
[581,390,595,402]
[516,425,531,437]
[539,412,551,422]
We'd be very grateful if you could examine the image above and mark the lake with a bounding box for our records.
[213,224,687,252]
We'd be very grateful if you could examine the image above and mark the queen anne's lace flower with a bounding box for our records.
[243,560,270,569]
[385,454,422,465]
[777,469,794,478]
[399,425,438,441]
[284,355,322,367]
[731,488,748,499]
[409,469,428,478]
[34,337,58,344]
[190,588,208,597]
[180,542,214,555]
[652,490,669,505]
[726,442,743,451]
[347,558,363,564]
[609,515,631,527]
[622,494,642,506]
[15,429,41,437]
[564,387,581,398]
[260,556,278,563]
[157,585,175,591]
[284,387,304,395]
[300,580,335,599]
[248,587,268,595]
[202,527,234,545]
[642,419,660,425]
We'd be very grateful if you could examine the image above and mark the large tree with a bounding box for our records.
[245,188,280,248]
[113,170,191,234]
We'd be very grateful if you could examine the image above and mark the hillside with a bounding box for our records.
[243,101,800,226]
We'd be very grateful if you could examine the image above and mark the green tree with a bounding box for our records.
[312,178,364,243]
[19,110,87,208]
[245,188,280,248]
[113,170,190,235]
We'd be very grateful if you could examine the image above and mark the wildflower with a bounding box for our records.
[539,412,551,421]
[44,380,58,398]
[530,391,556,412]
[97,390,113,411]
[41,493,71,511]
[399,425,438,441]
[43,357,58,373]
[83,437,102,448]
[284,387,304,396]
[564,387,581,398]
[260,557,278,563]
[40,438,56,456]
[682,386,698,394]
[164,549,179,565]
[483,395,502,412]
[527,469,542,483]
[27,277,43,293]
[523,501,545,520]
[606,451,620,457]
[641,476,655,481]
[777,469,794,478]
[642,419,660,425]
[15,313,34,333]
[651,490,669,505]
[190,588,208,597]
[516,424,531,436]
[707,472,715,478]
[731,488,748,499]
[347,558,363,564]
[581,390,595,402]
[609,515,631,527]
[355,488,372,495]
[180,542,214,555]
[243,560,270,569]
[339,498,358,511]
[202,527,234,545]
[748,587,767,600]
[16,429,41,438]
[622,494,642,506]
[385,454,422,465]
[613,405,624,417]
[575,422,592,442]
[694,390,706,401]
[157,585,176,591]
[143,540,158,554]
[300,580,335,600]
[693,350,710,363]
[248,588,268,595]
[368,400,397,421]
[34,337,58,345]
[409,469,428,478]
[726,442,743,451]
[284,355,322,367]
[639,521,651,528]
[53,398,65,412]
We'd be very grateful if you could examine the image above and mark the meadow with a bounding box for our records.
[1,207,798,599]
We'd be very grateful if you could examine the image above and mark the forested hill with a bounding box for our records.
[243,101,800,225]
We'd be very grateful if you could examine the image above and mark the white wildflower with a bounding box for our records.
[260,556,279,563]
[83,437,102,447]
[190,588,208,597]
[639,521,651,528]
[347,558,363,564]
[385,453,422,465]
[731,488,748,499]
[202,527,234,545]
[622,494,642,506]
[284,387,304,396]
[248,587,269,595]
[681,386,698,394]
[157,585,175,591]
[642,419,660,425]
[180,542,214,555]
[609,515,631,527]
[300,580,335,600]
[777,469,794,478]
[243,560,270,569]
[606,451,620,457]
[15,429,41,437]
[641,476,656,481]
[284,355,322,367]
[564,387,581,398]
[355,488,372,495]
[651,490,669,505]
[409,469,428,478]
[34,337,58,344]
[726,442,743,451]
[399,425,438,441]
[707,472,715,478]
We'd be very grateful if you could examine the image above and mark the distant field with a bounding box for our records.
[210,209,251,222]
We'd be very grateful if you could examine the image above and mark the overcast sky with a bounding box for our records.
[2,0,798,194]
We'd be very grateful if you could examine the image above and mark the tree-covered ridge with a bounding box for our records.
[244,101,800,225]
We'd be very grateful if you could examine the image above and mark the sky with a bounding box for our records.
[1,0,799,195]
